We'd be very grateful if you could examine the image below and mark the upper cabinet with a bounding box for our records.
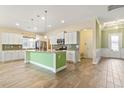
[57,32,64,39]
[0,32,23,44]
[65,32,79,44]
[49,31,79,45]
[49,32,64,45]
[49,35,57,45]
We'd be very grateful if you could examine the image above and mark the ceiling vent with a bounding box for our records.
[108,5,124,11]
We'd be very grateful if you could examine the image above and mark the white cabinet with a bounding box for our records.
[49,32,79,45]
[66,50,76,63]
[18,50,24,59]
[72,32,77,44]
[49,32,64,45]
[49,36,57,45]
[1,33,9,44]
[0,50,24,62]
[57,32,64,39]
[65,32,79,44]
[65,33,69,44]
[66,50,79,63]
[0,32,23,44]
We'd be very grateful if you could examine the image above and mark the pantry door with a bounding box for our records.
[80,30,93,58]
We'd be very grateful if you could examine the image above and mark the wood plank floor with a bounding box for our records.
[0,58,124,88]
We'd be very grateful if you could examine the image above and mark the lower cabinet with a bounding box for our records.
[66,50,79,63]
[0,50,24,62]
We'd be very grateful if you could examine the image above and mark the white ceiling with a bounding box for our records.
[0,5,124,33]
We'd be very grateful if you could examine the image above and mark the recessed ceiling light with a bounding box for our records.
[41,17,45,20]
[31,18,34,21]
[16,23,20,26]
[61,20,65,23]
[115,26,118,29]
[44,35,47,39]
[34,27,37,30]
[48,25,52,27]
[37,15,40,17]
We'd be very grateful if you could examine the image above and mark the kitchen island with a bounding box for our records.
[25,50,66,73]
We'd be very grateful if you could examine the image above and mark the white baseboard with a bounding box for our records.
[56,65,67,72]
[30,61,54,72]
[101,48,124,58]
[94,49,101,64]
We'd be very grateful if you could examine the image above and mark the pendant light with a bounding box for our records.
[44,10,49,51]
[44,10,48,39]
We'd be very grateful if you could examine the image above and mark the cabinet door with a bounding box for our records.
[72,32,77,44]
[50,36,57,45]
[9,33,13,44]
[69,32,72,44]
[66,51,72,61]
[65,33,69,44]
[71,51,76,62]
[19,35,23,44]
[18,51,24,59]
[15,34,18,44]
[10,51,14,60]
[66,51,76,62]
[53,36,57,45]
[5,51,11,61]
[58,32,64,39]
[1,33,8,44]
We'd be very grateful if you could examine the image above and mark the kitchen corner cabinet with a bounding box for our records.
[65,32,79,44]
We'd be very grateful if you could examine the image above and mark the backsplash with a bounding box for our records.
[52,44,79,50]
[67,44,79,50]
[2,44,22,50]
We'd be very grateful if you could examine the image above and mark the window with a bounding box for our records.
[110,35,119,51]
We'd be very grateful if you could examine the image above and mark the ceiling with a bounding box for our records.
[0,5,124,33]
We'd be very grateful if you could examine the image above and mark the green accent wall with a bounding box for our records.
[102,28,124,48]
[96,19,101,49]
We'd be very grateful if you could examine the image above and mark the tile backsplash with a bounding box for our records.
[2,44,22,50]
[52,44,79,50]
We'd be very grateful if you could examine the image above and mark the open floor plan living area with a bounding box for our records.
[0,5,124,88]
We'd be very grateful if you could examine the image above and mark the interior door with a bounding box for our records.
[109,33,122,58]
[80,30,93,58]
